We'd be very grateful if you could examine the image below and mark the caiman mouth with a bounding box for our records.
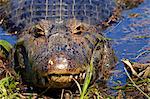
[35,52,88,88]
[43,53,87,83]
[47,72,86,83]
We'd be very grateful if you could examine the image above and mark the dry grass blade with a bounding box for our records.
[124,67,150,98]
[122,58,150,78]
[60,89,64,99]
[143,67,150,78]
[135,50,150,59]
[122,59,138,77]
[73,78,82,94]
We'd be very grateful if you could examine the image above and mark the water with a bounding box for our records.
[0,28,17,45]
[106,0,150,87]
[0,0,150,88]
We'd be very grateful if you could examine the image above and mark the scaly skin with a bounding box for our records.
[0,0,117,88]
[13,20,116,88]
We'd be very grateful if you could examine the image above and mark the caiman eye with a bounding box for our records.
[31,24,45,38]
[75,26,82,35]
[73,24,86,35]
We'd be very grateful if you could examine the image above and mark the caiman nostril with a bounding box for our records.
[48,56,68,70]
[56,57,68,69]
[48,60,54,65]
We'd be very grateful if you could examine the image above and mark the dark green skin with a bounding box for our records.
[13,20,116,88]
[0,0,117,88]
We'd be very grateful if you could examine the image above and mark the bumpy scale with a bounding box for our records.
[0,0,117,88]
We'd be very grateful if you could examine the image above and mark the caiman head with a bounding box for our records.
[14,20,115,88]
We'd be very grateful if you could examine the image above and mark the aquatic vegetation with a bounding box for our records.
[122,59,150,78]
[117,0,144,9]
[113,59,150,98]
[134,35,150,39]
[124,67,150,98]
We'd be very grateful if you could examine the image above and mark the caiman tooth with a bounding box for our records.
[48,60,54,65]
[83,73,86,79]
[79,73,82,78]
[70,75,73,78]
[0,19,4,24]
[69,78,72,82]
[75,75,78,79]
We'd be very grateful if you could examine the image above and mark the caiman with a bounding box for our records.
[0,0,117,88]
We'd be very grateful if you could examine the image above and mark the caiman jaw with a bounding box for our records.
[45,53,86,83]
[47,72,86,83]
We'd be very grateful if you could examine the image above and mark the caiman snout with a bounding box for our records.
[41,52,86,85]
[40,52,85,83]
[47,53,85,75]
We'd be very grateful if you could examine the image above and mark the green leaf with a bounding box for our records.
[80,42,102,99]
[0,40,13,53]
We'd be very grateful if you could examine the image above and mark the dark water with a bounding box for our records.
[105,0,150,87]
[0,0,149,88]
[0,28,17,45]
